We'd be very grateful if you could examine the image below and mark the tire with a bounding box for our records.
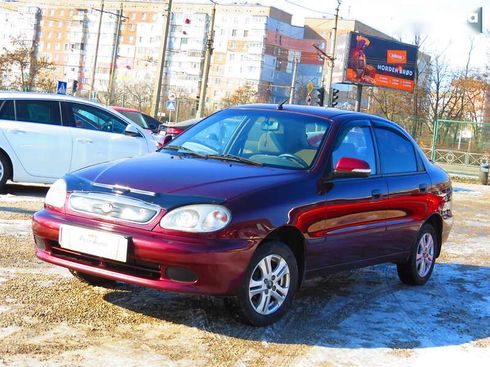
[0,152,12,191]
[235,241,298,326]
[397,224,438,285]
[69,269,116,286]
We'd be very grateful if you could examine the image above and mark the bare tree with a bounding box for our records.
[0,37,54,92]
[222,84,258,107]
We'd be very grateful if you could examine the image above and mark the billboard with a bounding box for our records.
[344,32,418,92]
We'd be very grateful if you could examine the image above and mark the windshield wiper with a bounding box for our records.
[207,154,263,166]
[162,145,208,158]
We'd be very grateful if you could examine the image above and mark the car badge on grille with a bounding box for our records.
[100,202,115,214]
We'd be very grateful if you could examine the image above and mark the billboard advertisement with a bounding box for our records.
[345,32,418,92]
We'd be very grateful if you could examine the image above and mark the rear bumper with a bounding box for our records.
[32,209,255,296]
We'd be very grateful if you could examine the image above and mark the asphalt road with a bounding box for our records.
[0,181,489,367]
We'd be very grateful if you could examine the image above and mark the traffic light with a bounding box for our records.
[314,87,325,107]
[195,95,200,110]
[72,80,79,94]
[331,88,339,107]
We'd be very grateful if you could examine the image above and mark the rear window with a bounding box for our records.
[0,100,15,120]
[15,100,62,126]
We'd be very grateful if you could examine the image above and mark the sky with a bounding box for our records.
[187,0,489,71]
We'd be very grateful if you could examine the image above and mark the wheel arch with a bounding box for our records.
[425,214,443,258]
[0,148,13,180]
[258,225,306,287]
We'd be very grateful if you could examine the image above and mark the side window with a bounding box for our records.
[332,126,376,175]
[374,127,417,174]
[15,100,61,125]
[0,100,15,120]
[69,103,128,134]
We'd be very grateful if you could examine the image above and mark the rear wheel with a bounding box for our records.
[397,224,438,285]
[69,270,116,286]
[0,152,12,190]
[235,241,298,326]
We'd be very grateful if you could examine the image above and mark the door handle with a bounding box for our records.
[371,189,382,199]
[419,183,428,193]
[8,129,27,135]
[75,138,93,144]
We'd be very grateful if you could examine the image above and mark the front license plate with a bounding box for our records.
[59,224,128,263]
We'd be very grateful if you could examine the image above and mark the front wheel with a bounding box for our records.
[0,152,12,190]
[397,224,438,285]
[236,241,298,326]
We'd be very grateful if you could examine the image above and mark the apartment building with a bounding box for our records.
[2,0,325,111]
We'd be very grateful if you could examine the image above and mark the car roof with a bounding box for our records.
[230,103,390,123]
[164,117,202,128]
[0,91,105,108]
[112,106,140,112]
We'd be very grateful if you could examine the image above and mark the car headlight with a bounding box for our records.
[160,204,231,232]
[45,179,67,209]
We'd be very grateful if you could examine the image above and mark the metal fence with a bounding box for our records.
[425,119,490,177]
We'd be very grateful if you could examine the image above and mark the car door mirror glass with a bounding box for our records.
[334,157,371,178]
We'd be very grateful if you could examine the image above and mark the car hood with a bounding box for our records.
[69,152,305,204]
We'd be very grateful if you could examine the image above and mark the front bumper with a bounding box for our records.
[33,209,255,296]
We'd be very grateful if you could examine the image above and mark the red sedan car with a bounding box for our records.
[33,104,453,326]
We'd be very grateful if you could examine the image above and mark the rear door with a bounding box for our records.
[63,102,149,172]
[372,121,431,253]
[2,99,71,178]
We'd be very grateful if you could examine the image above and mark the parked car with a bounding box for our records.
[161,117,201,144]
[112,106,161,133]
[33,104,453,326]
[0,92,159,190]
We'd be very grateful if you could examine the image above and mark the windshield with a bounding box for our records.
[166,109,330,170]
[118,111,149,129]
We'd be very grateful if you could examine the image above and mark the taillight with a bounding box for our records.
[165,127,183,135]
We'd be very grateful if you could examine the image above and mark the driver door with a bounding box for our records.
[62,102,148,172]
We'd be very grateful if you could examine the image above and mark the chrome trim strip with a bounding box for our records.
[92,182,157,197]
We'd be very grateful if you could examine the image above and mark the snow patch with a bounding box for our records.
[0,219,32,236]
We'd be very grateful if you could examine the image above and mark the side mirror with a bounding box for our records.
[125,124,142,137]
[334,157,371,178]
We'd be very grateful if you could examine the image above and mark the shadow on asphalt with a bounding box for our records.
[103,262,490,349]
[1,183,49,198]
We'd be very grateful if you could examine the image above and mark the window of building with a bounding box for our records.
[232,29,237,37]
[243,30,248,37]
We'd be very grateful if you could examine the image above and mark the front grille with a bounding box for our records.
[69,192,160,224]
[48,241,161,280]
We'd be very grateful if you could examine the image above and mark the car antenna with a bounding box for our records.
[277,98,289,110]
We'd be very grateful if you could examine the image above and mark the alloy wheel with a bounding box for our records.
[416,232,434,277]
[248,254,290,315]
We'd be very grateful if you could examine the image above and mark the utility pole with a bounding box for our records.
[288,57,298,104]
[28,7,42,91]
[151,0,173,119]
[90,0,104,97]
[324,0,341,106]
[196,2,216,118]
[107,2,125,105]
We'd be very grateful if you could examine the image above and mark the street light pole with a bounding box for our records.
[288,57,298,104]
[324,0,341,107]
[151,0,173,119]
[196,1,216,118]
[89,0,104,97]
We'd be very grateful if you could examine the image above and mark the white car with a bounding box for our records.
[0,92,159,189]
